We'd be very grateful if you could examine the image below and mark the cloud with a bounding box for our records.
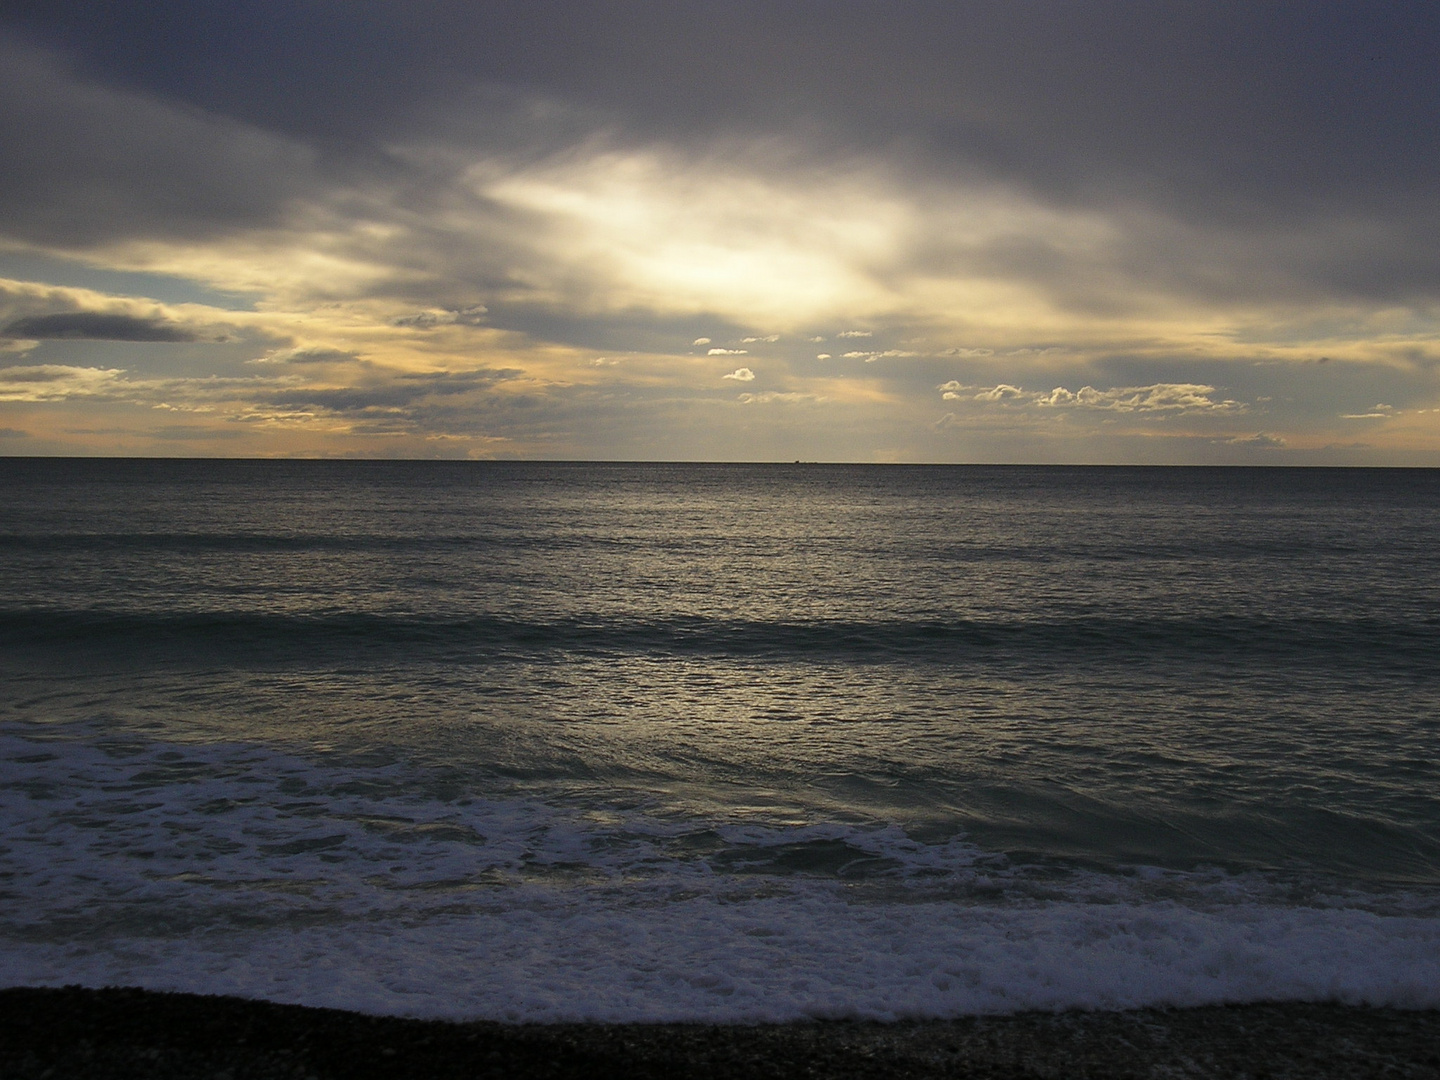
[0,311,197,342]
[0,364,126,401]
[10,3,1433,231]
[972,384,1027,402]
[150,424,244,440]
[1072,384,1242,413]
[391,306,488,328]
[0,279,236,348]
[469,146,914,328]
[939,381,1242,413]
[844,350,919,362]
[2,10,1440,463]
[265,367,520,416]
[0,427,28,438]
[816,353,832,360]
[0,41,319,249]
[7,48,1434,369]
[251,346,363,365]
[1220,433,1286,448]
[737,391,816,404]
[722,367,755,381]
[399,369,522,394]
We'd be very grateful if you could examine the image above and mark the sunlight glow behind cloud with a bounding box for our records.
[475,150,913,326]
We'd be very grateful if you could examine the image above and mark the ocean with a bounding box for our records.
[1,459,1437,1021]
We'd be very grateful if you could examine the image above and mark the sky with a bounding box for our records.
[1,1,1438,462]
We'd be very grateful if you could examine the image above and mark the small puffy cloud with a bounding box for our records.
[837,330,872,338]
[0,312,196,342]
[816,353,832,360]
[943,347,995,357]
[1220,433,1286,448]
[808,336,826,342]
[590,356,621,366]
[391,306,487,329]
[722,367,755,381]
[974,383,1027,402]
[1342,404,1397,419]
[938,380,970,400]
[692,337,712,345]
[741,334,780,343]
[708,347,748,355]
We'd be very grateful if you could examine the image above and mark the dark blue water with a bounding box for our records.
[1,460,1437,1019]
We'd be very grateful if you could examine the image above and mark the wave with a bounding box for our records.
[2,608,1437,668]
[3,730,1438,1021]
[0,531,1426,563]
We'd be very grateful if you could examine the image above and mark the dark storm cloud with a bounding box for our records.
[5,1,1439,310]
[2,312,197,342]
[0,39,321,247]
[8,2,1437,199]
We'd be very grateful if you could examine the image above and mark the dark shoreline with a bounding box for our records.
[1,987,1437,1079]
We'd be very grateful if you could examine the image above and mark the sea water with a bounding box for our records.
[0,460,1437,1021]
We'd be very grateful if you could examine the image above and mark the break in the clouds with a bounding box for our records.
[1,2,1438,461]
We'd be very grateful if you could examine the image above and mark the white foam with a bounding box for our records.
[3,730,1438,1021]
[4,892,1438,1022]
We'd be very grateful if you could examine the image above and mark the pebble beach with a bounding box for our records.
[3,987,1438,1080]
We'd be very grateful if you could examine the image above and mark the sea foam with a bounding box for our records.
[3,730,1437,1022]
